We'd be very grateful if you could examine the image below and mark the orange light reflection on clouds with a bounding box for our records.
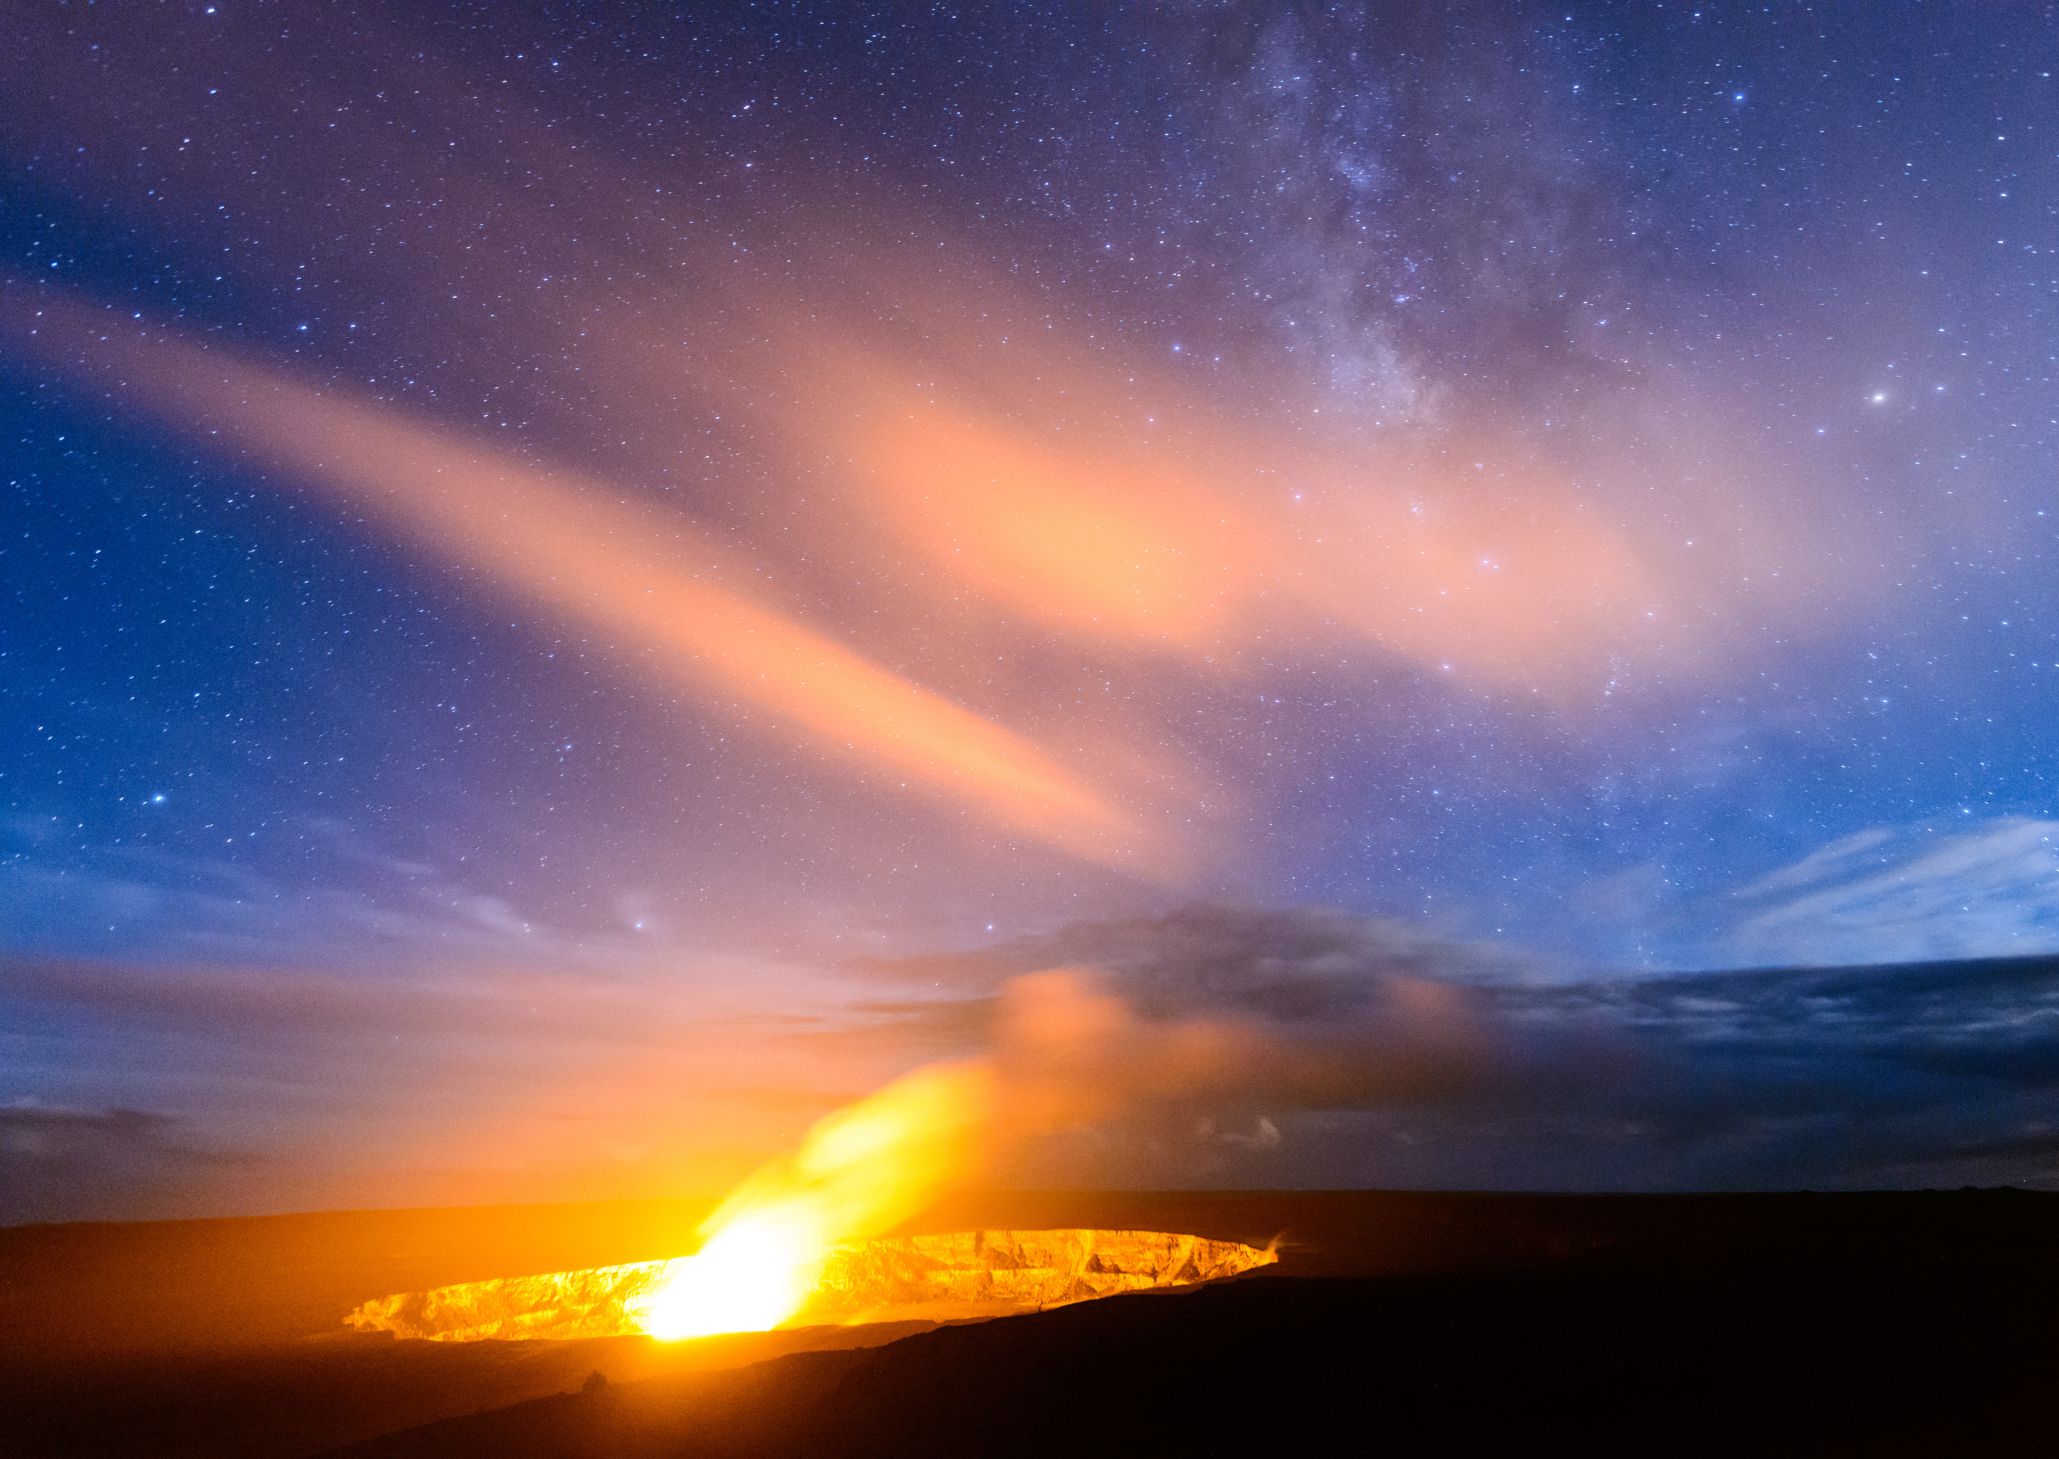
[743,277,1694,693]
[3,290,1160,873]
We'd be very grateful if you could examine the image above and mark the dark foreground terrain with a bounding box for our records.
[4,1189,2055,1456]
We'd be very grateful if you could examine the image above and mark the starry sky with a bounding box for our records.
[4,1,2059,1220]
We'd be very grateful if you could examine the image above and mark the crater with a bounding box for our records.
[345,1228,1277,1342]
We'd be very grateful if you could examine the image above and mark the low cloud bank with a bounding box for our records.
[0,1099,236,1223]
[7,905,2056,1221]
[863,906,2059,1193]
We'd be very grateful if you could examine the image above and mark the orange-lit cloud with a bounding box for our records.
[0,0,1866,708]
[719,271,1747,694]
[1,289,1160,872]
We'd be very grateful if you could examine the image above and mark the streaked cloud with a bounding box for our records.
[748,274,1701,691]
[1,288,1161,873]
[1729,818,2059,967]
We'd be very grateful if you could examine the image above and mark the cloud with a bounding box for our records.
[0,938,863,1219]
[9,905,2059,1217]
[0,288,1161,875]
[859,901,1553,1004]
[857,906,2059,1192]
[0,817,626,971]
[0,1099,234,1224]
[738,261,1733,698]
[1728,818,2059,966]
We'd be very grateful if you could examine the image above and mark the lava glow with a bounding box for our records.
[346,1229,1280,1342]
[332,968,1307,1342]
[628,1061,996,1339]
[631,1213,822,1341]
[615,970,1329,1340]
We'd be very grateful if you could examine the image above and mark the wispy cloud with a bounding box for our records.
[1728,818,2059,966]
[0,815,619,971]
[0,288,1163,874]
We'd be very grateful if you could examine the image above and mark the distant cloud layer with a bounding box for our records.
[13,904,2053,1221]
[1728,818,2059,967]
[0,1099,230,1223]
[859,906,2059,1194]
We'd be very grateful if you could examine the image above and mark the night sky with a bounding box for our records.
[5,2,2059,1220]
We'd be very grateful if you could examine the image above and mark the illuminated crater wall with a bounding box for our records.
[346,1228,1277,1342]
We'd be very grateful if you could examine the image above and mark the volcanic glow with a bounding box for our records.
[347,981,1300,1342]
[348,1229,1279,1342]
[606,1059,997,1339]
[601,970,1294,1340]
[631,1212,824,1341]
